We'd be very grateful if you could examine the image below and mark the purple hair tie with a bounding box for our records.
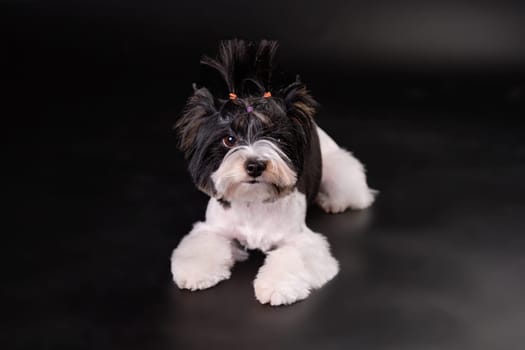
[246,106,254,113]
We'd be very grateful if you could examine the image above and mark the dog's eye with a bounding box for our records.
[222,135,237,148]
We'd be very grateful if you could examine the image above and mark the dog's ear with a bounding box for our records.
[281,77,318,120]
[280,78,319,141]
[175,85,218,158]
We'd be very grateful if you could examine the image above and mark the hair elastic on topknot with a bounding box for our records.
[263,91,272,98]
[229,92,237,100]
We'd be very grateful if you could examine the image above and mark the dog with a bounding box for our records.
[171,40,376,306]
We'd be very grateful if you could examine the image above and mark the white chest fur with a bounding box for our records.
[205,189,308,251]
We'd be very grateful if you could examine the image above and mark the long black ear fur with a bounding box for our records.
[280,80,319,142]
[175,86,217,158]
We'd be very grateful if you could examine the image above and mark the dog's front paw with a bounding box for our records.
[171,254,231,291]
[253,273,310,306]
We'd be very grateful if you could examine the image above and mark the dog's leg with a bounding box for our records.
[316,126,377,213]
[171,222,240,291]
[253,230,339,306]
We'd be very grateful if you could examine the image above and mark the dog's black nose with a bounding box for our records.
[245,159,267,178]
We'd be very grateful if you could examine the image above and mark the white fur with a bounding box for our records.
[171,126,375,305]
[171,223,246,291]
[316,126,377,213]
[211,139,297,202]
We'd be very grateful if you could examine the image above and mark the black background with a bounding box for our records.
[4,1,525,349]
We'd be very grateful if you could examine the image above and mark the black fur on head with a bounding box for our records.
[175,39,321,201]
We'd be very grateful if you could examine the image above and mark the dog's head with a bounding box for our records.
[175,40,318,203]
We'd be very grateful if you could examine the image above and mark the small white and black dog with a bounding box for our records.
[171,40,376,306]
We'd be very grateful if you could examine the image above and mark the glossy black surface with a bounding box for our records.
[5,1,525,349]
[6,105,525,349]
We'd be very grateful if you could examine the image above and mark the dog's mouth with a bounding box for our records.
[220,179,294,203]
[244,179,262,184]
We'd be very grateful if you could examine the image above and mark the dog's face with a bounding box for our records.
[176,40,318,203]
[210,98,300,203]
[176,85,317,203]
